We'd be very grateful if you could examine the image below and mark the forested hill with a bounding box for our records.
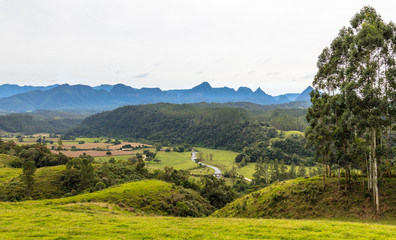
[0,110,86,134]
[68,103,280,151]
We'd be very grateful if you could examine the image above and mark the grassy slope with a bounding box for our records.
[0,153,18,168]
[213,177,396,220]
[0,165,66,200]
[42,179,213,217]
[0,167,20,182]
[0,201,395,239]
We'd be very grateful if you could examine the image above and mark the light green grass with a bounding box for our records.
[147,151,197,170]
[0,167,20,182]
[95,154,135,163]
[214,177,396,220]
[0,154,19,168]
[0,165,66,200]
[75,137,108,143]
[284,130,304,138]
[0,201,395,239]
[194,147,238,171]
[237,163,256,179]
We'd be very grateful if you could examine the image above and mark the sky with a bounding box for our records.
[0,0,395,95]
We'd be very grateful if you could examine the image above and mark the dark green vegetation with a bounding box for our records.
[0,110,86,134]
[306,6,396,214]
[236,134,314,166]
[68,103,280,151]
[0,139,69,168]
[214,177,396,220]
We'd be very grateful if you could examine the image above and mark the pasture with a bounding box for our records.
[0,201,395,239]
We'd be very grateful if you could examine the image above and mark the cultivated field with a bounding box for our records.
[51,150,137,158]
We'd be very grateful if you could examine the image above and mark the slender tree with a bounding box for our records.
[309,6,396,214]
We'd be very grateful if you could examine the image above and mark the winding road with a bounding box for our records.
[191,151,222,178]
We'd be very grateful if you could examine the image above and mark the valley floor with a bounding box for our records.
[1,201,395,240]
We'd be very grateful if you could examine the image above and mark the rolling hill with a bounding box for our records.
[213,177,396,220]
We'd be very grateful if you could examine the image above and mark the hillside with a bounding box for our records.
[68,103,279,151]
[0,165,66,201]
[213,177,396,220]
[0,111,86,134]
[1,176,214,217]
[45,179,214,217]
[0,82,311,112]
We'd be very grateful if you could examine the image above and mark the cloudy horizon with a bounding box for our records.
[0,0,395,95]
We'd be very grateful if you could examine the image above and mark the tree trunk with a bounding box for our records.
[368,146,372,191]
[373,129,380,214]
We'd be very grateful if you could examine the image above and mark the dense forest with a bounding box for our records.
[68,103,282,151]
[0,111,86,134]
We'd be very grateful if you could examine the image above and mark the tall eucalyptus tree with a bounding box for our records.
[307,6,396,214]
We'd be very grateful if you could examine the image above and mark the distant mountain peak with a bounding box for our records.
[295,86,314,102]
[237,87,253,94]
[302,86,314,93]
[254,87,267,95]
[192,82,212,91]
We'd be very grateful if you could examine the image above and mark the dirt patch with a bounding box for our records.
[51,150,136,157]
[61,142,112,150]
[109,142,152,150]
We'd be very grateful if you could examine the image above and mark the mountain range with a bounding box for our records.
[0,82,313,113]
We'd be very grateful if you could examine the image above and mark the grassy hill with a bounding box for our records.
[44,179,214,217]
[213,177,396,220]
[0,200,395,239]
[68,103,279,151]
[0,165,66,201]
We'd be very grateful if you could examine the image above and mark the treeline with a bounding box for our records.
[68,104,279,151]
[0,111,85,134]
[0,138,70,168]
[235,135,314,166]
[192,102,308,131]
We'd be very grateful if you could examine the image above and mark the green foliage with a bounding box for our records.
[68,104,278,151]
[21,160,36,197]
[199,175,236,209]
[47,179,214,217]
[0,111,84,134]
[0,139,70,168]
[236,137,314,166]
[151,167,200,191]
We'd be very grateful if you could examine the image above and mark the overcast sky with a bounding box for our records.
[0,0,395,95]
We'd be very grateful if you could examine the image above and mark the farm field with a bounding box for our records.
[51,149,137,158]
[95,151,197,170]
[0,200,395,240]
[195,147,238,170]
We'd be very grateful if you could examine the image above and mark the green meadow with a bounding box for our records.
[0,200,395,240]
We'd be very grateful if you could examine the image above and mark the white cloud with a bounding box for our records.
[0,0,394,95]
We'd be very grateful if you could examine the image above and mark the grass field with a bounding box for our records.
[284,130,304,138]
[0,167,20,182]
[194,147,238,171]
[0,201,395,239]
[147,151,197,170]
